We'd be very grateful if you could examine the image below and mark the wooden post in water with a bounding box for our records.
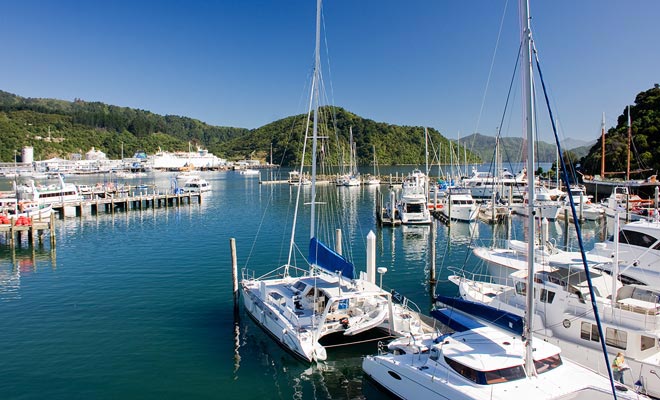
[430,219,437,286]
[50,212,56,247]
[9,217,14,248]
[230,238,239,311]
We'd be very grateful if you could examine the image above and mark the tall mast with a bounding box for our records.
[520,0,537,377]
[600,112,606,178]
[309,0,321,239]
[626,105,631,181]
[425,127,429,177]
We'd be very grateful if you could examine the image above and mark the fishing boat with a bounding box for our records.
[362,2,647,398]
[240,0,433,363]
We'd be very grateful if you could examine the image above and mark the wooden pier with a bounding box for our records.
[0,213,56,248]
[51,192,202,218]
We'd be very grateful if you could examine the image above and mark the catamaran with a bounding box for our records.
[240,0,433,363]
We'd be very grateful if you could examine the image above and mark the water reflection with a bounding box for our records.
[0,247,57,301]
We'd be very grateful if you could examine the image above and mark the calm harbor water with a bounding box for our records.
[0,167,605,399]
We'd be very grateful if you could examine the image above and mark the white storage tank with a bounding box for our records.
[21,146,34,164]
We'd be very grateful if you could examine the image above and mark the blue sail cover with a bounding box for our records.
[309,237,355,280]
[435,295,524,335]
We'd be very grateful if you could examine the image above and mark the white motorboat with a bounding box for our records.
[181,177,211,193]
[588,218,660,286]
[449,258,660,398]
[240,0,433,363]
[559,186,604,221]
[239,169,260,176]
[288,170,311,186]
[397,169,432,224]
[510,186,563,220]
[440,187,479,222]
[0,198,53,221]
[363,3,647,397]
[15,174,82,211]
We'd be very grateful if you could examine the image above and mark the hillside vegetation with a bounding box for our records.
[0,91,478,167]
[0,90,247,162]
[580,84,660,177]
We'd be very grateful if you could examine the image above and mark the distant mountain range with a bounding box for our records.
[452,133,593,164]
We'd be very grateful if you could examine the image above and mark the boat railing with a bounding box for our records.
[564,297,660,330]
[242,264,309,281]
[447,266,500,286]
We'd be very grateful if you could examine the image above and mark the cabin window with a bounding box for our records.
[534,354,563,374]
[580,322,600,343]
[515,282,526,296]
[605,327,627,350]
[445,357,525,385]
[540,289,555,304]
[619,230,657,248]
[483,365,526,384]
[445,357,479,383]
[641,335,655,351]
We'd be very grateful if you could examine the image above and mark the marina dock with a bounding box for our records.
[0,213,56,248]
[51,191,203,217]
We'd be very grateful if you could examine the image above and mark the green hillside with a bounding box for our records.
[220,106,479,167]
[0,90,248,162]
[0,91,479,167]
[580,84,660,177]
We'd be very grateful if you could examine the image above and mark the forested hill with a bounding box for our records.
[0,90,248,162]
[219,106,479,167]
[0,90,479,167]
[580,84,660,177]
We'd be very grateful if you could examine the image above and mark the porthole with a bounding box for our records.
[387,371,402,380]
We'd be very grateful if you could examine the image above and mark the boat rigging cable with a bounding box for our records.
[533,43,620,398]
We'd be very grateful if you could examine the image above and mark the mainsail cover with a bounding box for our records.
[309,237,355,280]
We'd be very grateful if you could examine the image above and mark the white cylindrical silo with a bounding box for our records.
[21,146,34,164]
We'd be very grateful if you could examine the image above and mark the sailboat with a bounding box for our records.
[337,127,361,186]
[582,109,660,199]
[240,0,433,363]
[362,1,647,398]
[365,145,381,185]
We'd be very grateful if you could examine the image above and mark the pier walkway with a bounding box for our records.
[52,192,202,217]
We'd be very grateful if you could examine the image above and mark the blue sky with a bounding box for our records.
[1,0,658,143]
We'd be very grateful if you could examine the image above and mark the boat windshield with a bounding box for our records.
[444,356,526,385]
[534,354,563,374]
